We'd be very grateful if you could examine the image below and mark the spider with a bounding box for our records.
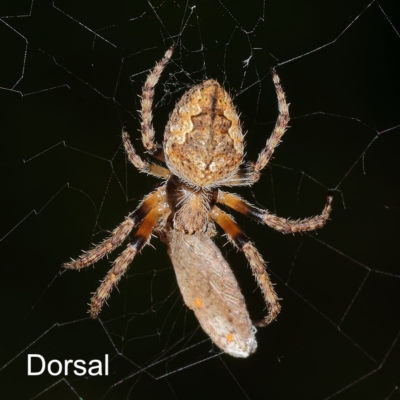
[63,46,332,357]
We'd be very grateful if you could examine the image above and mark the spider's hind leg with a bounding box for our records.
[226,69,289,187]
[122,126,170,179]
[140,46,174,154]
[253,69,290,174]
[222,70,289,187]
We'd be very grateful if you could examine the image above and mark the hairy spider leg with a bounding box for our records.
[122,126,170,179]
[217,191,333,234]
[217,69,290,187]
[252,69,290,178]
[140,46,174,154]
[210,206,281,326]
[63,188,165,271]
[90,200,168,318]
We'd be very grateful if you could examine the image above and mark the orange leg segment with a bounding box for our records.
[210,206,281,326]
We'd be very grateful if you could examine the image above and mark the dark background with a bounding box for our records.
[1,0,399,399]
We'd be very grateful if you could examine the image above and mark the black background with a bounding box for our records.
[1,0,399,399]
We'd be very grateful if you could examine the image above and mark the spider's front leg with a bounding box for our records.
[90,201,168,318]
[63,187,166,270]
[217,191,333,234]
[210,206,281,326]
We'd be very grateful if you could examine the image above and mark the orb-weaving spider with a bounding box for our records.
[63,47,332,357]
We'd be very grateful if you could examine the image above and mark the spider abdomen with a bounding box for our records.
[164,79,244,187]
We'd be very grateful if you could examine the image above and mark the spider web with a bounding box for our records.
[1,0,399,399]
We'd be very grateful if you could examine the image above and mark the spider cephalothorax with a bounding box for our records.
[166,175,218,234]
[63,47,332,357]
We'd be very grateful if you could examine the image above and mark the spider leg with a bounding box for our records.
[231,69,289,186]
[63,186,166,270]
[140,46,174,154]
[210,206,281,326]
[122,126,170,179]
[90,204,168,318]
[217,191,333,234]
